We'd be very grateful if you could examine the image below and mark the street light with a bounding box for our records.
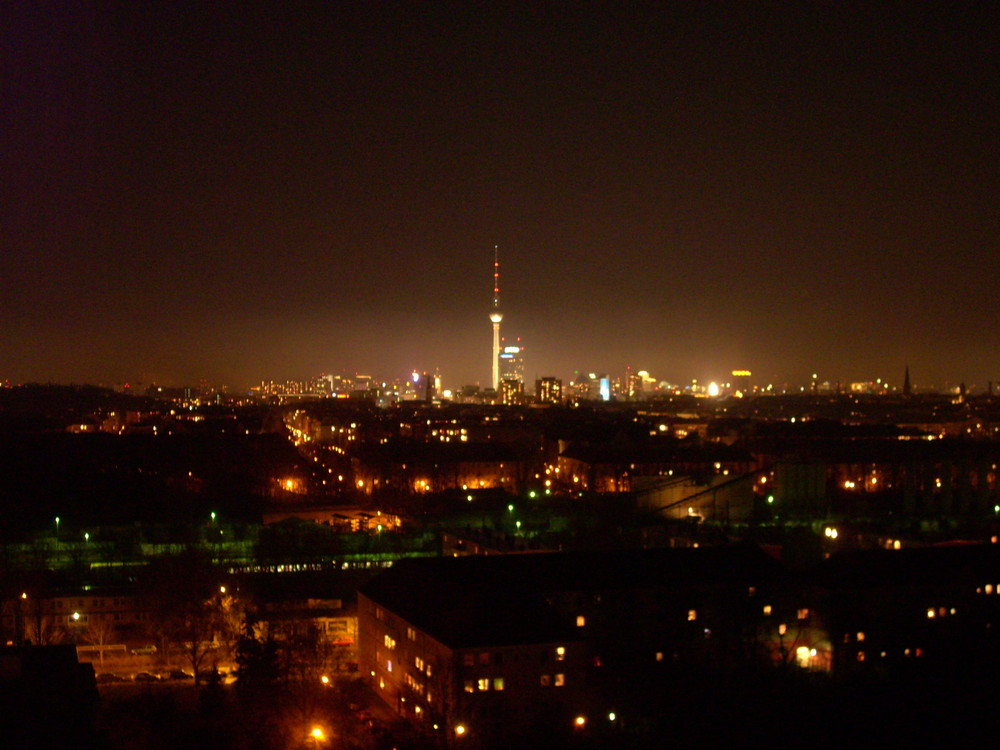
[55,516,60,538]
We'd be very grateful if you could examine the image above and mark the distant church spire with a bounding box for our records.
[903,365,911,397]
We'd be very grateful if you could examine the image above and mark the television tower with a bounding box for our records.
[489,246,503,391]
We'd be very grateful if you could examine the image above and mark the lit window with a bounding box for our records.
[384,635,396,649]
[778,623,787,636]
[927,608,936,619]
[407,627,417,640]
[655,651,664,662]
[748,586,756,597]
[797,608,810,620]
[477,678,490,691]
[763,605,772,616]
[576,616,586,627]
[387,660,392,673]
[857,632,865,642]
[464,680,474,693]
[857,651,865,662]
[540,675,550,687]
[987,585,994,595]
[555,674,565,687]
[687,609,697,621]
[426,664,432,677]
[415,657,424,670]
[556,646,565,661]
[493,677,504,691]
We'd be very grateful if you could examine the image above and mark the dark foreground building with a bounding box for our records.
[358,544,800,747]
[0,645,99,749]
[359,541,1000,748]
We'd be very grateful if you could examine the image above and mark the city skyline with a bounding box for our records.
[4,3,997,390]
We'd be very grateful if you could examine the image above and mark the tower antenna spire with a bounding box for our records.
[493,245,500,310]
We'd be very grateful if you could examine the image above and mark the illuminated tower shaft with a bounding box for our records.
[489,246,503,391]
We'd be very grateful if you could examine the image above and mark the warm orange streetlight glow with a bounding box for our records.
[575,715,587,727]
[310,727,325,740]
[455,724,467,736]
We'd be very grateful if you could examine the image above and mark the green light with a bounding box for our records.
[529,491,536,498]
[767,495,775,504]
[508,504,514,512]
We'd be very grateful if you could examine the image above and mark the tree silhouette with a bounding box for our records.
[140,548,226,682]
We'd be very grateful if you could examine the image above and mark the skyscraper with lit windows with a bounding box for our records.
[499,338,525,384]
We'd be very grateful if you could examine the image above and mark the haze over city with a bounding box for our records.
[4,2,997,390]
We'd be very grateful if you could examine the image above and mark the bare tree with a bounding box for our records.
[85,615,119,669]
[140,548,226,684]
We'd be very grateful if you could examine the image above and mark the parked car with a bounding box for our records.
[130,645,158,656]
[133,671,160,682]
[166,669,194,681]
[196,668,226,683]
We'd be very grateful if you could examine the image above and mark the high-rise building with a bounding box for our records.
[535,377,562,404]
[500,378,524,405]
[489,247,503,391]
[498,338,525,384]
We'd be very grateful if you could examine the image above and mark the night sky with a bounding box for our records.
[4,2,998,391]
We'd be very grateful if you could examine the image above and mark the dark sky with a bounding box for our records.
[4,1,998,391]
